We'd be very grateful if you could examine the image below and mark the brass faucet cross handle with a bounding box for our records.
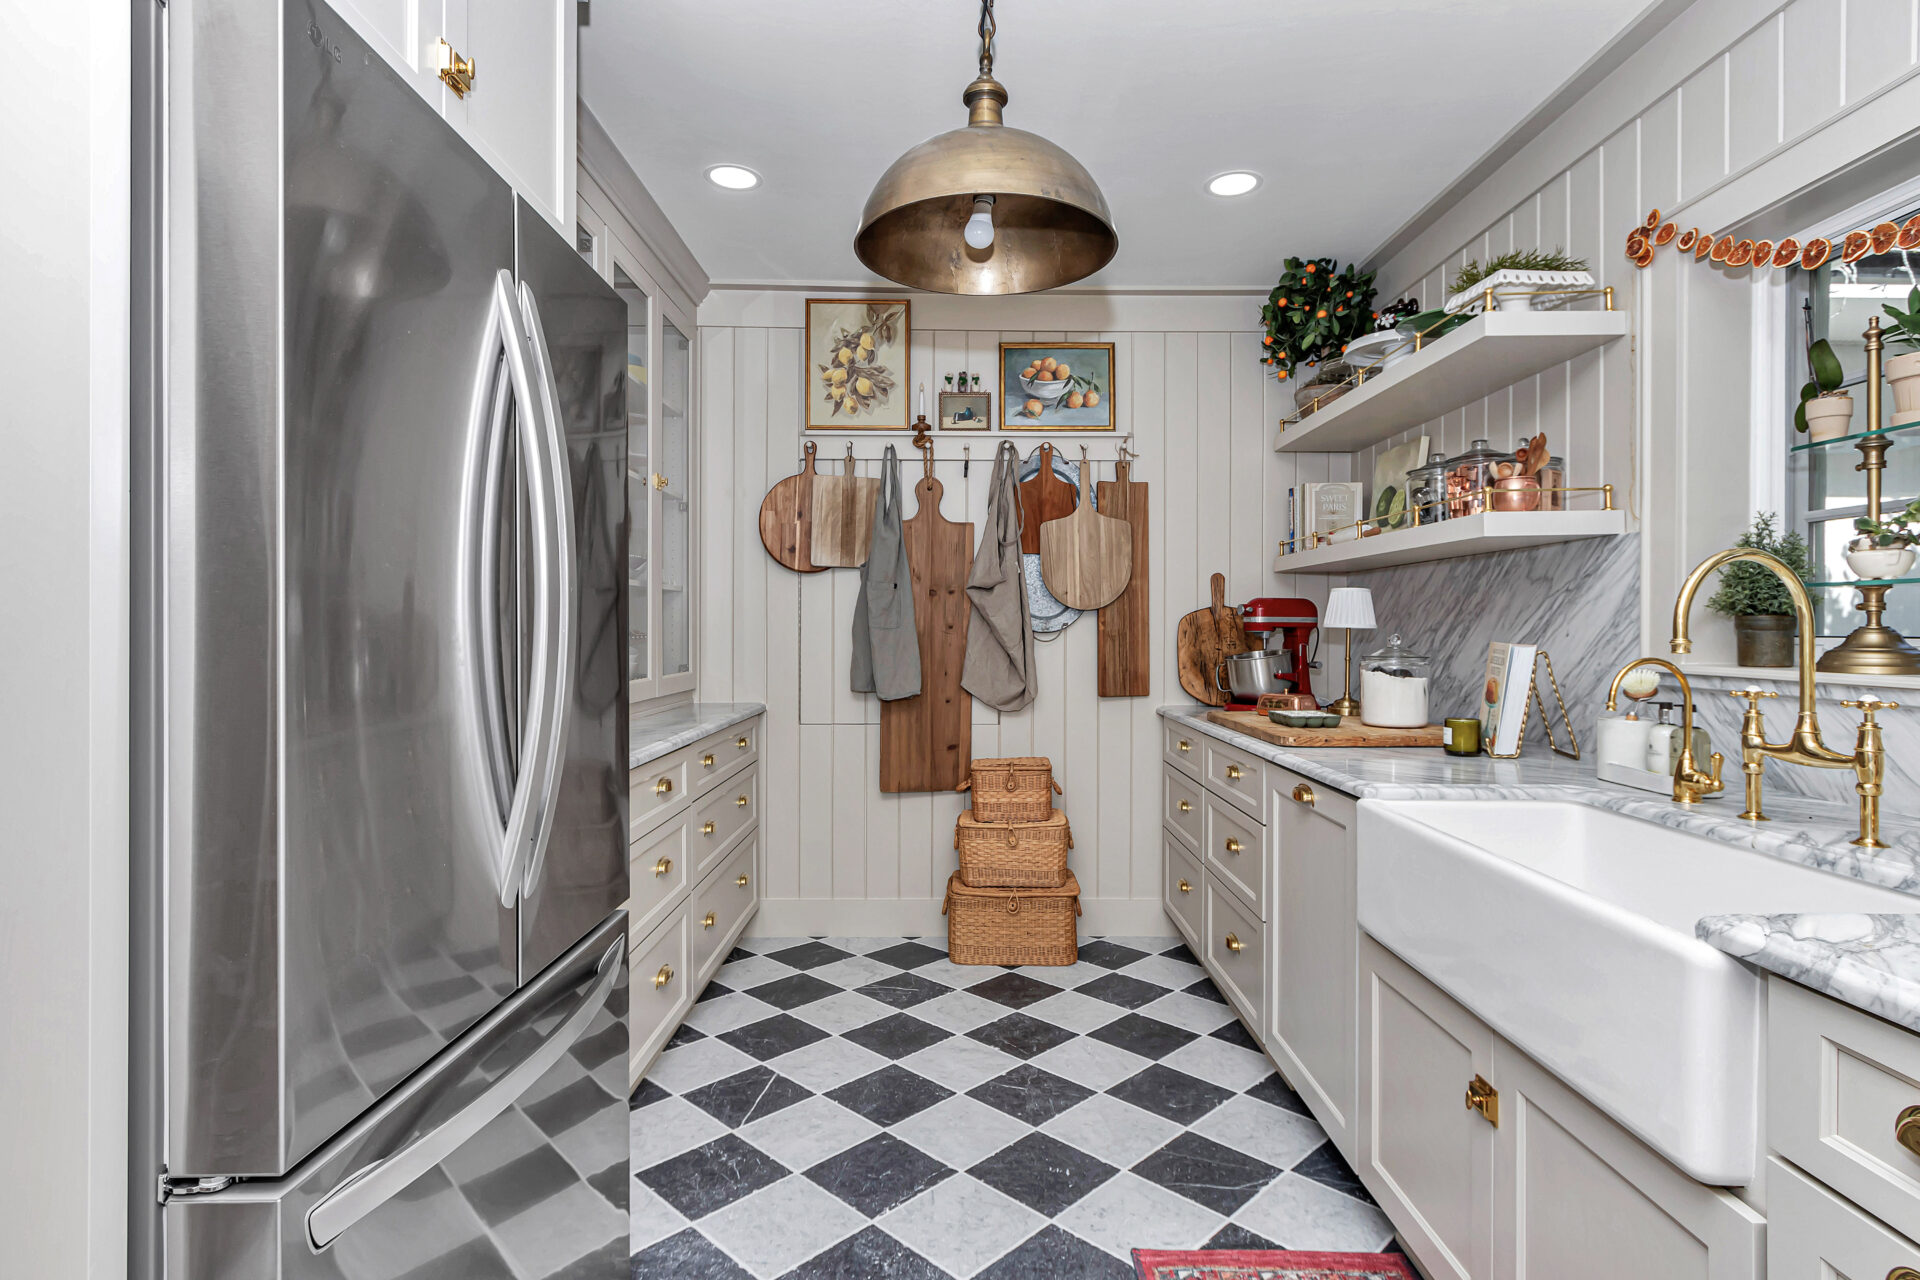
[1725,689,1780,821]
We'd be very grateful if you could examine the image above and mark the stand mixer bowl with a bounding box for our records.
[1216,649,1295,700]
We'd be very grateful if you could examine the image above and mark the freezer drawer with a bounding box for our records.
[166,912,630,1280]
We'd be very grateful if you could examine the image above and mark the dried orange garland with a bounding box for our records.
[1627,207,1920,272]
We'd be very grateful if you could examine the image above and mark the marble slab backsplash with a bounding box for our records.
[1348,533,1641,754]
[1688,672,1920,817]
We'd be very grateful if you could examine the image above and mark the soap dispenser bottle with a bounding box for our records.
[1595,706,1650,769]
[1645,703,1680,775]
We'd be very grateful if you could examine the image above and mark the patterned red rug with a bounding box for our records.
[1132,1249,1418,1280]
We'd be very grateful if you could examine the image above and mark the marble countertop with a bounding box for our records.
[631,702,766,770]
[1161,703,1920,1033]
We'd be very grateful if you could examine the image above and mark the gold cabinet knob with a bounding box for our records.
[1896,1105,1920,1159]
[653,963,673,989]
[737,736,750,749]
[652,472,668,491]
[1225,764,1244,780]
[1177,799,1192,813]
[1177,878,1191,895]
[1293,783,1316,807]
[702,911,717,929]
[701,821,716,836]
[1224,837,1243,854]
[653,857,672,877]
[702,754,716,767]
[1177,739,1191,753]
[654,777,673,796]
[737,874,750,888]
[737,794,749,808]
[1224,932,1244,953]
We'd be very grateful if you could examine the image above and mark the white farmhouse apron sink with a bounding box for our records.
[1357,799,1915,1185]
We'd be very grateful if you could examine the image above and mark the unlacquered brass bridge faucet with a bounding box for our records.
[1670,548,1898,848]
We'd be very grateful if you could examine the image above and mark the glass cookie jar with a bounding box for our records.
[1406,460,1448,525]
[1359,633,1432,728]
[1442,438,1508,519]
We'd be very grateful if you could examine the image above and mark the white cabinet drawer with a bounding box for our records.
[628,815,690,944]
[629,908,692,1087]
[1204,868,1265,1038]
[630,748,690,838]
[1204,792,1265,920]
[689,766,759,879]
[1203,735,1265,820]
[689,721,760,796]
[1164,721,1202,779]
[1770,976,1920,1237]
[693,834,759,984]
[1163,767,1202,852]
[1769,1154,1920,1278]
[1164,831,1202,948]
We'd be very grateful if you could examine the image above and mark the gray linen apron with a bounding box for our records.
[850,445,922,701]
[961,441,1036,711]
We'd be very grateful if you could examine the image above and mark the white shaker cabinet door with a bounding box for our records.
[320,0,449,106]
[456,0,576,230]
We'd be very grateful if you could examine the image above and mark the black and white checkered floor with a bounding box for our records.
[630,936,1399,1279]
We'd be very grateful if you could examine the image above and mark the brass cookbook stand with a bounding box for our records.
[1485,649,1581,760]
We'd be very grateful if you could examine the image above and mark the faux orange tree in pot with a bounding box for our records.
[1260,256,1386,416]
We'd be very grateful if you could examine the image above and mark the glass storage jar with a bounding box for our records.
[1406,460,1448,525]
[1442,438,1510,519]
[1359,633,1433,728]
[1539,455,1566,510]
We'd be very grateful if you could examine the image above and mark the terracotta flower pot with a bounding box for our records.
[1733,613,1797,667]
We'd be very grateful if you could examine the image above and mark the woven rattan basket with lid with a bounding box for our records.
[942,871,1080,966]
[954,811,1072,888]
[957,756,1062,823]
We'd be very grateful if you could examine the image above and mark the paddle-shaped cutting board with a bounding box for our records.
[880,475,973,793]
[1097,459,1150,697]
[1175,572,1248,706]
[1017,443,1076,555]
[811,448,880,568]
[758,440,826,573]
[1040,453,1132,610]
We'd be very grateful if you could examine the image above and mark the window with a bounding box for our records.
[1788,199,1920,640]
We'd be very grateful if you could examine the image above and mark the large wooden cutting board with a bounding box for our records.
[1205,709,1444,748]
[1018,443,1076,555]
[1097,460,1150,697]
[881,476,973,793]
[758,440,826,573]
[1175,573,1248,706]
[1040,455,1132,610]
[811,448,880,568]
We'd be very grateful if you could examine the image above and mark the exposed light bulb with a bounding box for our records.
[964,196,996,250]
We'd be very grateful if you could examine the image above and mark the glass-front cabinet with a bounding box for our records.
[578,184,698,703]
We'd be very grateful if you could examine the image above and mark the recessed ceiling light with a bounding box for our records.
[707,165,760,191]
[1207,171,1261,197]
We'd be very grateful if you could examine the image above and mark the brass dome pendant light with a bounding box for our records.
[854,0,1118,294]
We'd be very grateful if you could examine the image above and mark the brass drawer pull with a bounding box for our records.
[1896,1105,1920,1158]
[653,963,673,989]
[1176,878,1192,894]
[737,874,750,888]
[1177,739,1191,753]
[1224,837,1243,854]
[1466,1074,1500,1127]
[1177,799,1192,813]
[1225,764,1245,780]
[702,821,716,836]
[1224,932,1244,953]
[703,754,716,768]
[654,777,673,796]
[653,857,672,877]
[1293,783,1316,807]
[737,794,750,808]
[702,911,717,929]
[737,735,750,749]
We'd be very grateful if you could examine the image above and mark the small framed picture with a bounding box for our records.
[939,391,991,431]
[999,341,1115,430]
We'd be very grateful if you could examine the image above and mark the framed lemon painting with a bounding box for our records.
[999,342,1114,430]
[807,299,911,429]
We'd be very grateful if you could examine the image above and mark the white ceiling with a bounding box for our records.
[582,1,1652,291]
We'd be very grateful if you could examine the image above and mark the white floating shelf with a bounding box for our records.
[1271,509,1627,573]
[1273,309,1629,455]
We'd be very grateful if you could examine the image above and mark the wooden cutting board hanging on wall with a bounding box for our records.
[1097,456,1150,697]
[880,471,974,793]
[759,440,826,573]
[1017,442,1077,555]
[1039,447,1132,610]
[811,445,881,568]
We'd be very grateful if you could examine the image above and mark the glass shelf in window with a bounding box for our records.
[1789,419,1920,453]
[1807,575,1920,588]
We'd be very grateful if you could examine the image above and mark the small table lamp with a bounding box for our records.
[1322,587,1375,717]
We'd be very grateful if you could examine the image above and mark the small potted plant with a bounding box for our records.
[1882,285,1920,419]
[1443,248,1592,313]
[1797,335,1852,441]
[1707,512,1813,667]
[1850,498,1920,580]
[1261,257,1379,415]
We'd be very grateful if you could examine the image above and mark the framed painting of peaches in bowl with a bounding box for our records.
[999,342,1114,430]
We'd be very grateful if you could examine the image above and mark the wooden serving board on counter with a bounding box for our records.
[1205,710,1445,749]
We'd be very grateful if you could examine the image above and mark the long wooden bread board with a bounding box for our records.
[1096,465,1149,697]
[1205,710,1444,748]
[880,476,973,793]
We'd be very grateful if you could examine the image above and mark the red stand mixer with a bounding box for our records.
[1217,597,1320,712]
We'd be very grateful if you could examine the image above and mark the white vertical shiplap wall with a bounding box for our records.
[694,291,1346,935]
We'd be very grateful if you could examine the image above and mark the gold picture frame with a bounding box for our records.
[806,298,911,430]
[998,341,1115,430]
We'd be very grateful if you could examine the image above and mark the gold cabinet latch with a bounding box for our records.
[1466,1074,1499,1127]
[434,40,475,97]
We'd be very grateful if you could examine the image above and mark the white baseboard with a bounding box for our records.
[746,897,1175,940]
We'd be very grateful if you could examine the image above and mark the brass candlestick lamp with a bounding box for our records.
[1322,587,1374,717]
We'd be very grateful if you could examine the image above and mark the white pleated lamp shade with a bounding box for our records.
[1323,587,1376,631]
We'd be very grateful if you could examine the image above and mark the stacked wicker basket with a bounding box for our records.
[942,757,1080,966]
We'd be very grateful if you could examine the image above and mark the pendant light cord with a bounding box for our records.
[977,0,995,78]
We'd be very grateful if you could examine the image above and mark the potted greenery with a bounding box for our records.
[1850,498,1920,580]
[1707,512,1813,667]
[1444,248,1592,313]
[1797,335,1852,441]
[1261,257,1379,414]
[1883,285,1920,418]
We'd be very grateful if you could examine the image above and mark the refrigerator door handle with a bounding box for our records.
[304,935,622,1249]
[512,280,577,901]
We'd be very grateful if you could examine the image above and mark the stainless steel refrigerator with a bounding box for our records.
[130,2,630,1276]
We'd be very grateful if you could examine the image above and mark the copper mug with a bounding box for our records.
[1490,474,1542,512]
